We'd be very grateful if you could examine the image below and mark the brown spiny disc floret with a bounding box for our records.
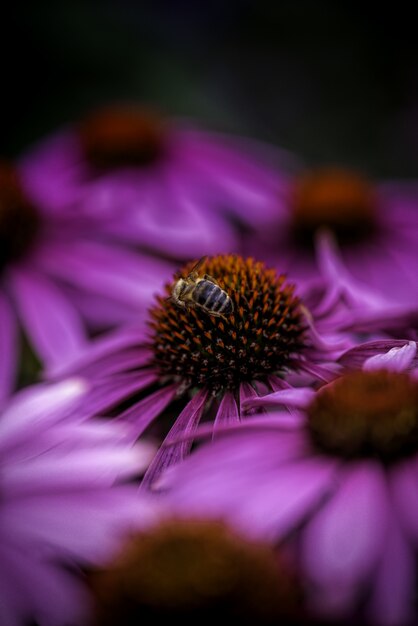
[150,255,305,393]
[91,518,303,625]
[290,168,378,245]
[308,370,418,463]
[0,162,41,271]
[78,105,166,170]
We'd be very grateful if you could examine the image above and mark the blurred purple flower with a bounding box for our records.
[0,378,155,626]
[164,342,418,626]
[20,104,297,259]
[245,167,418,307]
[49,253,366,491]
[0,159,174,401]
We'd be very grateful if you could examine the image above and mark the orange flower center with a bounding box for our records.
[78,105,166,170]
[308,370,418,462]
[290,168,378,245]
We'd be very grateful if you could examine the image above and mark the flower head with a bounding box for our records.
[0,151,173,399]
[20,103,297,259]
[90,517,303,626]
[164,342,418,625]
[53,253,355,490]
[0,378,155,626]
[246,165,418,307]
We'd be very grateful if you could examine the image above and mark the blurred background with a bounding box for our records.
[4,1,418,176]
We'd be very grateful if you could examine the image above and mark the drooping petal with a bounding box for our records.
[302,462,389,593]
[231,456,339,541]
[0,379,87,452]
[363,341,417,372]
[0,542,91,626]
[339,340,418,370]
[33,239,173,310]
[141,389,209,490]
[367,510,415,626]
[0,292,18,406]
[389,457,418,544]
[2,446,143,497]
[242,386,315,410]
[77,371,158,417]
[116,383,178,440]
[213,390,240,433]
[8,267,87,368]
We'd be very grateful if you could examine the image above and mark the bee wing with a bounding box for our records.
[187,256,207,279]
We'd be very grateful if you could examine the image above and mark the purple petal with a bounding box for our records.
[48,324,150,378]
[0,292,18,406]
[363,341,417,372]
[367,510,415,626]
[1,488,151,562]
[0,379,87,452]
[339,340,418,370]
[0,541,91,626]
[242,386,315,410]
[34,239,173,309]
[9,267,87,368]
[302,462,388,591]
[78,370,157,417]
[213,391,240,434]
[389,457,418,543]
[231,456,339,541]
[141,389,208,490]
[116,384,178,440]
[3,446,143,497]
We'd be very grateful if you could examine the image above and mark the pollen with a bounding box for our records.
[150,255,305,393]
[0,162,40,271]
[290,167,378,245]
[78,105,166,170]
[91,518,302,625]
[308,370,418,462]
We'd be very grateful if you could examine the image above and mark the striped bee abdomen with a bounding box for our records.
[194,280,217,305]
[194,280,233,315]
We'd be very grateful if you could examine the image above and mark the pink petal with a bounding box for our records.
[34,239,173,309]
[368,510,415,626]
[0,541,91,626]
[242,386,315,410]
[213,390,240,434]
[339,340,418,370]
[389,457,418,543]
[302,462,388,592]
[0,292,18,406]
[9,267,87,368]
[232,456,339,541]
[78,370,157,417]
[363,341,417,372]
[141,389,208,490]
[116,384,178,440]
[3,447,143,497]
[0,379,87,452]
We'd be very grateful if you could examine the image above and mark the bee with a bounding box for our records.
[171,256,234,319]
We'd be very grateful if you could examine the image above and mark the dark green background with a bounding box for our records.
[4,1,418,177]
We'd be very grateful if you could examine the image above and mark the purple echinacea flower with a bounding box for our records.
[245,166,418,307]
[20,103,298,260]
[0,158,174,401]
[0,377,156,626]
[49,252,389,491]
[163,341,418,626]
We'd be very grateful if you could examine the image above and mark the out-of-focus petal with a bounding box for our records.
[0,292,18,406]
[9,267,87,368]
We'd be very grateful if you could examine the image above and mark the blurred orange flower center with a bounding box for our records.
[290,168,378,244]
[308,370,418,462]
[0,162,40,270]
[78,105,166,170]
